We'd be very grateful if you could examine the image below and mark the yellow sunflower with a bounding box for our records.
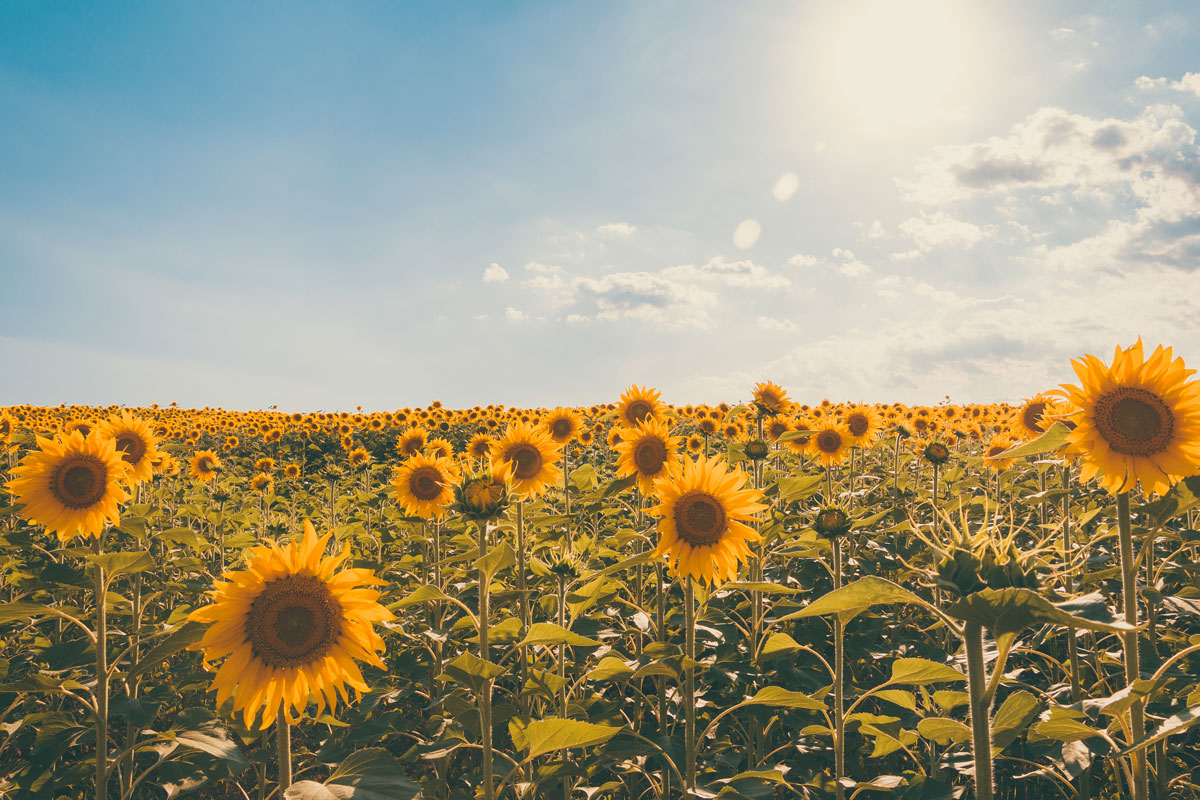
[392,453,461,519]
[187,520,394,729]
[982,434,1017,473]
[189,450,221,481]
[100,411,161,486]
[255,457,276,472]
[841,404,884,447]
[810,422,851,466]
[251,472,274,495]
[614,418,683,494]
[617,384,667,427]
[396,427,428,457]
[284,464,301,479]
[425,437,454,460]
[5,430,130,542]
[544,407,584,445]
[490,421,563,498]
[751,381,791,417]
[467,433,495,461]
[1060,339,1200,498]
[1012,393,1056,441]
[0,412,14,442]
[646,455,767,587]
[348,447,371,469]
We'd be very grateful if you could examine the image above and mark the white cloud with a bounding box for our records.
[733,219,762,249]
[574,271,718,328]
[505,307,527,321]
[482,262,509,283]
[773,172,800,201]
[757,316,798,331]
[832,248,871,277]
[521,261,573,306]
[661,256,790,289]
[1051,26,1076,40]
[893,211,988,259]
[1136,71,1200,98]
[597,222,637,236]
[786,253,819,268]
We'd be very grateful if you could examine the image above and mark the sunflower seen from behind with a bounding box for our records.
[187,520,394,729]
[1060,339,1200,498]
[5,430,130,542]
[392,452,461,519]
[646,454,766,587]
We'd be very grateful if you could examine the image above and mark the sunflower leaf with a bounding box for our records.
[517,622,600,648]
[521,717,623,759]
[993,422,1071,459]
[886,658,965,686]
[779,576,937,621]
[286,747,420,799]
[474,542,515,582]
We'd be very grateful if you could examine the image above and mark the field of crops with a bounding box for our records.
[2,342,1200,800]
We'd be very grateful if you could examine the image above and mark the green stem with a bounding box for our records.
[964,621,993,800]
[833,538,845,800]
[1117,493,1148,800]
[95,537,109,800]
[656,564,669,799]
[478,522,495,800]
[276,709,292,790]
[684,579,697,792]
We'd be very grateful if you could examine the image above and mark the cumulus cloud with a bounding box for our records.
[733,219,762,249]
[521,262,572,306]
[661,256,790,289]
[1137,72,1200,98]
[832,248,871,277]
[505,307,527,321]
[597,222,637,236]
[574,271,718,328]
[757,316,798,331]
[892,211,989,260]
[483,262,509,283]
[786,253,820,268]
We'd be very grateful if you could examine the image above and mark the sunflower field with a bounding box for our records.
[2,341,1200,800]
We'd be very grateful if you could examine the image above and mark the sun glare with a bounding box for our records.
[818,1,977,135]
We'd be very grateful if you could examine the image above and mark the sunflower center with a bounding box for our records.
[847,414,869,437]
[626,401,653,424]
[51,457,108,509]
[198,457,213,471]
[674,491,728,547]
[508,444,543,480]
[633,437,668,475]
[816,430,843,454]
[986,445,1006,459]
[1022,402,1047,433]
[1094,387,1174,456]
[115,434,147,465]
[245,574,343,668]
[552,419,573,438]
[409,466,444,501]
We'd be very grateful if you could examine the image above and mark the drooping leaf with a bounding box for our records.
[736,686,826,711]
[517,622,600,648]
[946,588,1134,647]
[991,690,1040,750]
[917,717,970,745]
[521,718,623,759]
[285,747,420,800]
[474,541,515,581]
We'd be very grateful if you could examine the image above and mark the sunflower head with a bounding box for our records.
[613,418,682,495]
[744,439,770,461]
[617,384,666,427]
[811,423,851,466]
[922,441,952,466]
[100,411,161,487]
[751,381,791,418]
[1060,339,1200,498]
[812,506,852,539]
[393,452,461,519]
[490,421,562,498]
[544,407,583,444]
[189,450,222,482]
[187,520,394,729]
[5,430,131,542]
[646,455,767,587]
[348,447,371,469]
[454,464,513,522]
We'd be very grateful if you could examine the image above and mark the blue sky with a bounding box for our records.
[3,1,1199,410]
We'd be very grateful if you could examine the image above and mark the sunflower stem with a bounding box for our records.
[965,621,994,800]
[1117,493,1148,800]
[833,537,845,800]
[477,521,495,800]
[684,579,697,793]
[95,536,109,800]
[1061,465,1091,800]
[276,709,292,791]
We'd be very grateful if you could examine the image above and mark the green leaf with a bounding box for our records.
[88,551,156,580]
[127,623,205,681]
[587,657,634,682]
[1136,475,1200,527]
[517,622,600,648]
[933,690,969,712]
[285,747,420,800]
[474,541,515,581]
[438,652,505,691]
[393,584,453,609]
[776,474,823,503]
[1032,717,1103,743]
[521,717,623,759]
[781,576,936,621]
[886,658,965,686]
[0,602,59,624]
[994,422,1070,459]
[569,464,598,490]
[759,632,803,660]
[1119,705,1200,757]
[737,686,826,711]
[157,527,208,549]
[917,717,970,745]
[874,690,917,711]
[946,588,1134,647]
[992,690,1040,750]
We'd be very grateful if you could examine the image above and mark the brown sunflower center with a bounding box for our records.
[626,401,653,424]
[1022,402,1047,433]
[51,456,108,509]
[508,443,543,479]
[245,574,343,668]
[846,414,869,437]
[409,466,444,501]
[1093,387,1175,457]
[633,436,668,475]
[986,445,1006,459]
[198,457,213,471]
[699,419,717,435]
[115,433,148,466]
[816,430,843,454]
[552,418,573,438]
[402,437,423,455]
[674,491,728,547]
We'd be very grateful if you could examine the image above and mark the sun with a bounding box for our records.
[817,0,978,134]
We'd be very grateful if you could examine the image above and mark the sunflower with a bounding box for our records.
[490,422,563,498]
[544,407,583,444]
[764,417,792,442]
[617,385,667,427]
[392,453,461,519]
[187,520,394,729]
[1013,393,1056,441]
[190,450,222,481]
[685,434,704,454]
[578,429,595,446]
[5,430,130,542]
[646,455,767,587]
[1060,339,1200,498]
[224,435,240,450]
[842,404,884,447]
[467,433,495,461]
[251,472,274,495]
[751,381,791,418]
[425,437,454,460]
[255,457,276,472]
[348,448,371,469]
[453,463,512,522]
[396,427,428,457]
[154,454,181,478]
[614,418,683,494]
[284,463,301,479]
[100,411,161,486]
[0,412,14,442]
[810,422,851,466]
[982,434,1017,473]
